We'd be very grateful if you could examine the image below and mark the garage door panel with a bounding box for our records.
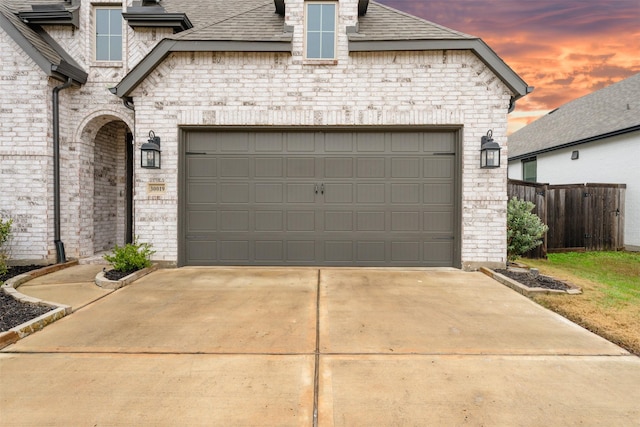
[188,211,217,232]
[391,241,421,261]
[287,241,316,261]
[356,158,385,178]
[219,211,249,231]
[287,211,315,231]
[391,211,421,231]
[391,184,420,204]
[220,158,250,177]
[286,133,316,152]
[287,184,315,203]
[255,132,284,152]
[255,211,283,231]
[423,211,454,233]
[391,133,421,152]
[324,183,353,203]
[188,183,217,204]
[255,158,284,177]
[219,132,249,152]
[356,133,385,152]
[324,133,353,152]
[182,130,458,266]
[356,241,386,262]
[255,183,283,203]
[187,240,217,263]
[391,158,420,178]
[325,241,353,262]
[324,157,354,178]
[424,241,454,264]
[187,157,217,178]
[255,241,284,261]
[219,241,250,261]
[325,211,353,231]
[356,211,385,231]
[220,183,250,203]
[424,183,454,204]
[287,158,315,177]
[424,157,454,178]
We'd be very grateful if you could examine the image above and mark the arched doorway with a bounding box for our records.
[76,112,134,257]
[93,120,133,252]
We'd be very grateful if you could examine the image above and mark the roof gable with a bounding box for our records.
[509,73,640,160]
[0,1,86,84]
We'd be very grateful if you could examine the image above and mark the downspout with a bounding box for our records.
[52,77,73,263]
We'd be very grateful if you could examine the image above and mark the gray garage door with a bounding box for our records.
[179,130,459,267]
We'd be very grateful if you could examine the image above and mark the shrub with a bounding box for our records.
[0,216,12,276]
[103,240,155,273]
[507,197,548,261]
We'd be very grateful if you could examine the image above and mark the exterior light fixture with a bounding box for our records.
[480,130,500,169]
[141,130,161,169]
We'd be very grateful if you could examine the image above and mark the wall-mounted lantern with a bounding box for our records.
[141,130,161,169]
[480,130,501,169]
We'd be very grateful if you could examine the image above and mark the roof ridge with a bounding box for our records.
[369,0,477,39]
[172,0,273,40]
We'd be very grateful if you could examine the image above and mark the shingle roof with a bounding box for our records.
[171,1,287,42]
[356,2,474,41]
[508,73,640,159]
[0,0,86,83]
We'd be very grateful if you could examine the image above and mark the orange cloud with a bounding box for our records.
[376,0,640,132]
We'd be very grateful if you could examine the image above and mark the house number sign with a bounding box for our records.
[147,182,166,195]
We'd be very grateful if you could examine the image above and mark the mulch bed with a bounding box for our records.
[1,265,55,332]
[104,269,136,281]
[495,269,571,291]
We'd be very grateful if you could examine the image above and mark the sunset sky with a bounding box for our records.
[376,0,640,134]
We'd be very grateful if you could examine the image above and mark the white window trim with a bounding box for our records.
[304,1,338,62]
[93,6,124,63]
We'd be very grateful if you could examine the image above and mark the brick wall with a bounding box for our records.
[129,0,512,268]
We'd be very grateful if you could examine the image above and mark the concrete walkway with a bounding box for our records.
[1,266,639,426]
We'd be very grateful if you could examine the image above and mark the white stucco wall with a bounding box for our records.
[508,131,640,249]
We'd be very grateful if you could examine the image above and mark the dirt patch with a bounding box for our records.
[104,269,136,281]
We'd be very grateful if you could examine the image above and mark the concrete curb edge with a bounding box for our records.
[0,261,77,349]
[94,264,160,289]
[480,267,582,296]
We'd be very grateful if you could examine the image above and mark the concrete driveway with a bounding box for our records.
[1,267,639,426]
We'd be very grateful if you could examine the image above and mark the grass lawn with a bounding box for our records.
[520,251,640,356]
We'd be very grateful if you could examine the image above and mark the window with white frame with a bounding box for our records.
[95,7,123,61]
[305,2,336,60]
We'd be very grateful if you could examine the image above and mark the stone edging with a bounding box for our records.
[94,264,159,290]
[0,260,77,349]
[480,267,582,296]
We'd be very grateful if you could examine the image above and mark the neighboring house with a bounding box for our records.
[1,0,531,269]
[508,73,640,250]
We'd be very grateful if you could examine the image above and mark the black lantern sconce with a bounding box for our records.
[480,130,501,169]
[141,130,161,169]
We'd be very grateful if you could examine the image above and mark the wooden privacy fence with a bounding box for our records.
[508,180,626,258]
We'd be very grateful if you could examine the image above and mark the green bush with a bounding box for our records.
[103,240,155,273]
[0,216,12,276]
[507,197,548,261]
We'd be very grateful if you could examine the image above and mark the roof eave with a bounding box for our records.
[17,8,79,28]
[122,12,193,33]
[0,10,85,85]
[348,38,532,99]
[508,125,640,161]
[110,39,293,98]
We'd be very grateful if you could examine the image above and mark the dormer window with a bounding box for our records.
[305,2,336,60]
[95,7,123,61]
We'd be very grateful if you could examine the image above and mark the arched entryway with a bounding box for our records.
[77,113,133,257]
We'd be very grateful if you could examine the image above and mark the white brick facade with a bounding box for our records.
[1,0,517,269]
